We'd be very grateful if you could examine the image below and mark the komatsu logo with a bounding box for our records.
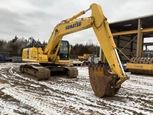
[66,22,81,30]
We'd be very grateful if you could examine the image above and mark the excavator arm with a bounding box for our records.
[91,4,128,84]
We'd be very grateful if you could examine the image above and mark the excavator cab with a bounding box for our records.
[59,41,69,60]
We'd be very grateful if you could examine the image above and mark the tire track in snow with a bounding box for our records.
[2,87,62,115]
[7,66,114,114]
[0,83,33,115]
[13,67,153,114]
[9,66,153,114]
[0,64,153,114]
[3,67,99,114]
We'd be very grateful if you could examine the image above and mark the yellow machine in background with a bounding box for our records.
[20,3,129,97]
[126,57,153,75]
[78,54,90,61]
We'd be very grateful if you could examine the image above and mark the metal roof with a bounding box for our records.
[109,14,153,37]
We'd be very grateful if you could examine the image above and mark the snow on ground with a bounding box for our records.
[0,63,153,115]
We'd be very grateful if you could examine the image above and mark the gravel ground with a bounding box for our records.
[0,63,153,115]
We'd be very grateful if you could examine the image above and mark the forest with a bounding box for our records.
[0,36,99,58]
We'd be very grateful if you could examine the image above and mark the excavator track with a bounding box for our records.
[127,57,153,75]
[20,64,50,80]
[88,65,120,97]
[19,64,78,80]
[64,67,78,78]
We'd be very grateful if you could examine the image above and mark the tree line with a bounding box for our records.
[0,36,99,58]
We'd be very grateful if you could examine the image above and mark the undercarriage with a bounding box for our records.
[20,64,78,80]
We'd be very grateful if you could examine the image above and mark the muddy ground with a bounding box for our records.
[0,63,153,115]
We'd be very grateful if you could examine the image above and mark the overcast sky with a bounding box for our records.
[0,0,153,46]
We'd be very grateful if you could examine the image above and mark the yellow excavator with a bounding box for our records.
[78,54,91,61]
[20,3,129,97]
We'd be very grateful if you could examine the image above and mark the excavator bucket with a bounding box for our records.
[88,65,120,97]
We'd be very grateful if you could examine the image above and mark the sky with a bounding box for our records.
[0,0,153,46]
